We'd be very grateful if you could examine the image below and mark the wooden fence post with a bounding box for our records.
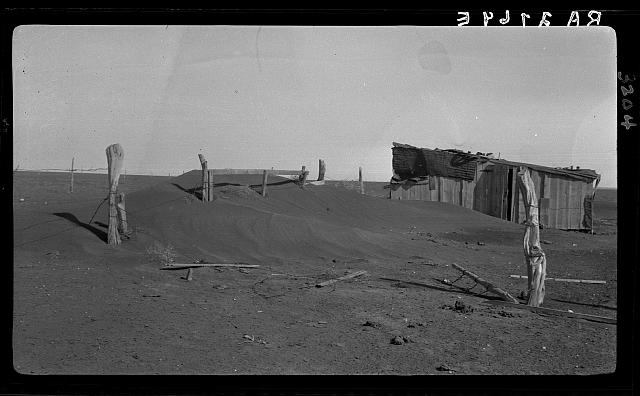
[359,166,364,194]
[262,169,268,197]
[207,169,214,201]
[117,192,128,235]
[106,144,124,245]
[69,157,74,193]
[516,166,546,307]
[318,159,325,181]
[299,166,309,188]
[198,154,208,202]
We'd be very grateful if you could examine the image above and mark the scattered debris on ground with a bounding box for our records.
[242,334,268,345]
[406,257,437,266]
[315,270,367,288]
[362,320,381,328]
[390,335,413,345]
[441,300,475,314]
[483,306,521,318]
[45,250,60,259]
[436,363,456,372]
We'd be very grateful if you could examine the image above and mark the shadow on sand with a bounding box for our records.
[53,212,107,243]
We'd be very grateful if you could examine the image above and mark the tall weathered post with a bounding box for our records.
[516,166,546,307]
[69,157,75,193]
[198,154,208,202]
[106,144,124,245]
[261,169,269,197]
[318,159,325,181]
[359,166,364,194]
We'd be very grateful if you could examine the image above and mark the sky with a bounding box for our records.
[13,25,617,187]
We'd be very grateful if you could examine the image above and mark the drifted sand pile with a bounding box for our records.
[122,170,518,263]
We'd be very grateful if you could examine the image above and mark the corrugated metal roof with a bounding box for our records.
[391,142,599,183]
[392,144,476,181]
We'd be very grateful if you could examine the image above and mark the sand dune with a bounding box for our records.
[123,170,521,263]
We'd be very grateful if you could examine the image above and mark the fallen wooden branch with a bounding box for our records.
[380,277,471,295]
[483,300,616,325]
[549,298,617,311]
[316,270,367,288]
[440,277,490,296]
[509,275,606,284]
[161,263,260,270]
[451,263,519,304]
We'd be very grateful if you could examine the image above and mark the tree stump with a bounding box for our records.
[198,154,208,202]
[318,159,326,181]
[106,144,124,245]
[516,166,546,307]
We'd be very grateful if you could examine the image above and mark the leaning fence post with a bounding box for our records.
[318,159,325,181]
[198,154,208,202]
[262,169,269,197]
[106,144,124,245]
[516,166,546,307]
[359,166,364,194]
[117,192,128,235]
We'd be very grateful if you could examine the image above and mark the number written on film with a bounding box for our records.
[619,72,637,131]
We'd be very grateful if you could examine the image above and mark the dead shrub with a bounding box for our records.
[145,241,177,265]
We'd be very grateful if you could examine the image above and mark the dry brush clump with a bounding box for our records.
[145,241,177,265]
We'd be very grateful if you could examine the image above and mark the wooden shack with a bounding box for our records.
[389,142,601,231]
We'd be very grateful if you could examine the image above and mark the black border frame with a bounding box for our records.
[1,7,637,396]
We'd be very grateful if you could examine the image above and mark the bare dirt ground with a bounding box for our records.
[12,171,617,375]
